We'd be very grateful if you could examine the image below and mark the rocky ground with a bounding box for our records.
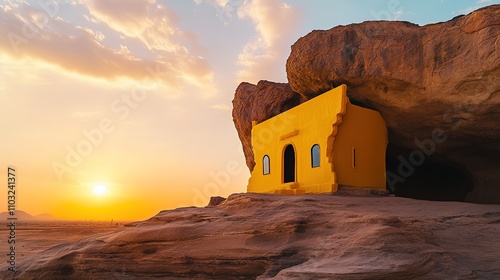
[2,193,499,279]
[0,221,125,264]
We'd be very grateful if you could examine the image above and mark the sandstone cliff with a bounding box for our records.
[233,5,500,203]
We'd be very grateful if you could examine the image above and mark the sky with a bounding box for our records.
[0,0,498,221]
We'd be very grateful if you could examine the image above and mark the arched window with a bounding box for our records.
[263,155,270,175]
[311,144,320,168]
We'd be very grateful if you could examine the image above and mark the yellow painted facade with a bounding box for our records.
[248,84,387,194]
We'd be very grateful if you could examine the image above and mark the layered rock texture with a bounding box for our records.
[5,194,500,279]
[233,5,500,203]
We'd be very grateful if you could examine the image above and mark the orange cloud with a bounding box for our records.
[0,1,215,96]
[83,0,186,53]
[236,0,301,83]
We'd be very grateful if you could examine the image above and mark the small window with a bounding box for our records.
[263,155,270,175]
[311,144,320,168]
[352,148,356,168]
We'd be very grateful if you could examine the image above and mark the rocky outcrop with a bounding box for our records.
[207,196,226,207]
[233,5,500,203]
[233,81,302,171]
[5,194,500,279]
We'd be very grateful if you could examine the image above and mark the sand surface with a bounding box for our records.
[1,193,499,279]
[0,221,125,264]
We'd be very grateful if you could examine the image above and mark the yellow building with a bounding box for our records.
[248,84,388,194]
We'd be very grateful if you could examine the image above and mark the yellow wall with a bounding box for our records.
[247,84,387,194]
[333,103,388,189]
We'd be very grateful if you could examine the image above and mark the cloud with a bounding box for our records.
[459,0,494,15]
[83,0,187,53]
[203,0,244,22]
[0,1,215,97]
[393,10,404,20]
[236,0,301,83]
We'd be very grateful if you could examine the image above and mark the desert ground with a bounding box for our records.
[1,193,499,279]
[0,221,126,264]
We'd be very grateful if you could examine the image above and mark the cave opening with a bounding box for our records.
[386,147,474,202]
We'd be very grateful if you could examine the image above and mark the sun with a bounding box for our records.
[92,185,107,196]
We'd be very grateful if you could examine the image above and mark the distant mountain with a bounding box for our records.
[0,210,60,221]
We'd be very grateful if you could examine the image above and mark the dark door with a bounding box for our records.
[283,144,296,183]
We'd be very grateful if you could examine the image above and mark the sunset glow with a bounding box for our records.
[92,185,108,196]
[0,0,494,221]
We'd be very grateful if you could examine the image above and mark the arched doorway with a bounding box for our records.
[283,144,296,183]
